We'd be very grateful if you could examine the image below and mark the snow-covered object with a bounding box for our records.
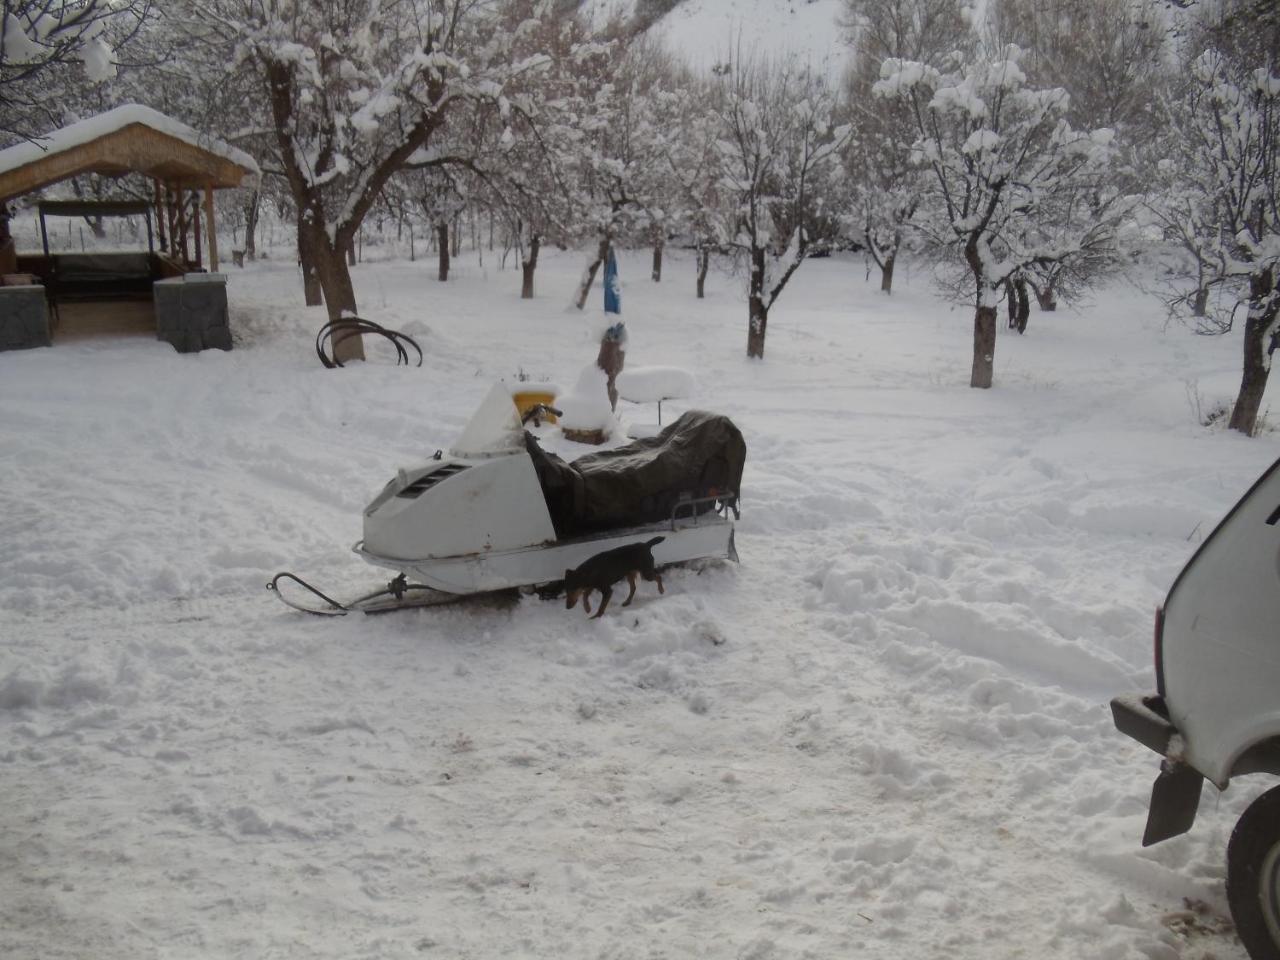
[616,365,696,403]
[1,13,41,62]
[79,35,116,83]
[0,104,260,184]
[558,364,616,433]
[449,381,526,458]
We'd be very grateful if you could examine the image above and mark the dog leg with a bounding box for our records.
[591,586,613,619]
[622,571,638,607]
[582,592,592,615]
[641,567,665,595]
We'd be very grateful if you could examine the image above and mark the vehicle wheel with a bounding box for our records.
[1227,785,1280,960]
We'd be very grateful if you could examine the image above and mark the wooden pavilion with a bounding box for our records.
[0,105,258,351]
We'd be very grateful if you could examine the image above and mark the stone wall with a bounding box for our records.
[0,285,51,351]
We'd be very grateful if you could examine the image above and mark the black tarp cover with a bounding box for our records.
[524,410,746,538]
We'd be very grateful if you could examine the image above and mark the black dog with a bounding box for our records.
[564,536,665,619]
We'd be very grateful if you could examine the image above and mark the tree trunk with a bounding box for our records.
[345,237,356,267]
[970,304,997,388]
[880,252,896,294]
[521,235,540,299]
[696,247,710,299]
[1014,278,1030,335]
[298,227,324,307]
[747,246,768,359]
[1227,267,1277,436]
[596,335,625,411]
[1005,280,1018,329]
[1192,285,1209,318]
[317,248,366,362]
[306,221,366,363]
[244,191,260,260]
[573,236,611,310]
[437,223,450,281]
[651,231,664,282]
[1033,280,1058,312]
[964,241,996,388]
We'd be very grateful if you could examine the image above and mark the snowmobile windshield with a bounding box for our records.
[450,382,526,458]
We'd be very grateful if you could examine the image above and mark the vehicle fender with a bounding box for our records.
[1192,712,1280,787]
[1226,728,1280,781]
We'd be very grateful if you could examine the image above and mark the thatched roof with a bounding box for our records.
[0,105,260,204]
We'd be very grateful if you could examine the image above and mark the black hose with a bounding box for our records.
[315,317,423,369]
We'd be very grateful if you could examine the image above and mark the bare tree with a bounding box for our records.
[712,54,850,358]
[875,46,1116,387]
[190,0,558,363]
[838,0,972,294]
[658,76,724,299]
[1150,47,1279,435]
[986,0,1168,132]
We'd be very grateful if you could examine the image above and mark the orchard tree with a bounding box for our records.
[985,0,1167,134]
[467,5,610,301]
[875,46,1115,387]
[1005,178,1128,330]
[1151,49,1279,436]
[565,35,680,309]
[838,0,972,293]
[713,55,850,358]
[191,0,558,362]
[658,77,723,298]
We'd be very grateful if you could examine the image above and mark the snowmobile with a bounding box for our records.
[268,382,744,615]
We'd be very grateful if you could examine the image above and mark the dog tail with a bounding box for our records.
[645,536,665,547]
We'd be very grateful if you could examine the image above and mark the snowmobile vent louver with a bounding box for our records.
[396,463,469,499]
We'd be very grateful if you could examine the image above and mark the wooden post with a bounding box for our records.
[154,180,167,252]
[171,183,188,264]
[204,184,219,272]
[192,191,203,270]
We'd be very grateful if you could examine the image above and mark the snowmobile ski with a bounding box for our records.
[266,571,460,616]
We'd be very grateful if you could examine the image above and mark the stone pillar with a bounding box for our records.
[0,286,52,351]
[154,274,232,352]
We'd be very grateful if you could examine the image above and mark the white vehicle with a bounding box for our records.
[269,383,743,615]
[1112,456,1280,960]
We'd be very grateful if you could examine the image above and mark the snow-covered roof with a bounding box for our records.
[0,104,260,202]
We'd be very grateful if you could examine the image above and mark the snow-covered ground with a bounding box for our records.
[2,244,1277,959]
[652,0,850,77]
[582,0,850,77]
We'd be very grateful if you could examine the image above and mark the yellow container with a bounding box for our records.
[512,389,559,423]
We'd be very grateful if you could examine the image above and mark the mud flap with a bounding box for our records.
[1142,760,1203,846]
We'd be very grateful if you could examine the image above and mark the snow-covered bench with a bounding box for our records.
[616,366,696,438]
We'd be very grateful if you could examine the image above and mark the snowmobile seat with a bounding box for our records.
[524,410,745,539]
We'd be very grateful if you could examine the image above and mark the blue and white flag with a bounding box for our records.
[604,247,621,314]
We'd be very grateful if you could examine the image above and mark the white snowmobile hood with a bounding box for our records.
[449,382,526,459]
